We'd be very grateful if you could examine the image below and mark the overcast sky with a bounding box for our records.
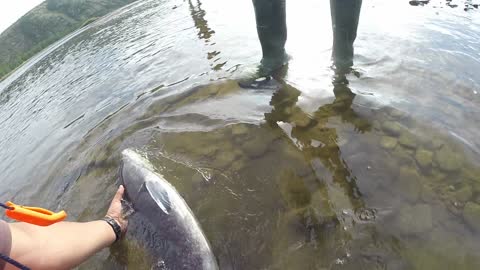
[0,0,44,34]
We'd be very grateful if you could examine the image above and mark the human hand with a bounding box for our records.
[105,185,128,237]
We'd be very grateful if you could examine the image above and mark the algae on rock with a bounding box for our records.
[380,136,398,150]
[415,148,433,168]
[463,202,480,232]
[434,146,464,172]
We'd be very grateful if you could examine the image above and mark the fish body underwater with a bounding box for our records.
[120,149,218,270]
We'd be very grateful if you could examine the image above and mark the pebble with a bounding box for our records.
[399,132,417,149]
[415,148,433,168]
[380,136,398,150]
[381,121,403,136]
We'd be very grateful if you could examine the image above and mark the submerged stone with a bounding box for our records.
[231,124,249,136]
[214,150,237,168]
[399,132,417,149]
[387,107,406,119]
[462,167,480,184]
[289,109,312,128]
[421,185,437,203]
[463,202,480,232]
[382,121,403,136]
[230,159,245,172]
[282,205,337,233]
[352,118,371,132]
[310,189,337,221]
[454,184,473,203]
[280,170,312,208]
[396,204,433,234]
[397,167,422,202]
[241,136,270,158]
[431,170,447,182]
[415,148,433,168]
[434,146,464,172]
[380,136,398,150]
[198,145,219,157]
[425,138,445,151]
[392,146,415,166]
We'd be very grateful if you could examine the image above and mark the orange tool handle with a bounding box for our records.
[5,201,67,226]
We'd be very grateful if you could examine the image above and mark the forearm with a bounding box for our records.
[8,220,115,270]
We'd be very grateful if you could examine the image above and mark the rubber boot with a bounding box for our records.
[330,0,362,72]
[252,0,288,76]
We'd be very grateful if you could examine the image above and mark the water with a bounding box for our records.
[1,0,480,269]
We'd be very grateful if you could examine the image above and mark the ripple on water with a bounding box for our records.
[1,0,480,269]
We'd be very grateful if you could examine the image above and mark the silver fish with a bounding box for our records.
[121,149,218,270]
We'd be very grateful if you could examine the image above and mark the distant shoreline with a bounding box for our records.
[0,0,136,82]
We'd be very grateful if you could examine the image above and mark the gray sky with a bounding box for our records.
[0,0,44,34]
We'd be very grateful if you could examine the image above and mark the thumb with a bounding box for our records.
[113,185,125,202]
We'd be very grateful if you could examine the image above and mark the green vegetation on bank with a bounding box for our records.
[0,0,136,80]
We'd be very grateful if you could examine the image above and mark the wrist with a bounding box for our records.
[102,216,122,243]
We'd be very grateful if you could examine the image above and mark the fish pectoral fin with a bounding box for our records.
[145,180,172,214]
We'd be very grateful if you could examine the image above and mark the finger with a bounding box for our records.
[113,185,125,202]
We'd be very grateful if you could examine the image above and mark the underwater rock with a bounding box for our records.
[372,120,382,131]
[399,132,417,149]
[289,109,312,128]
[241,138,269,158]
[387,107,406,119]
[397,167,422,202]
[462,167,480,184]
[404,148,415,155]
[198,145,219,157]
[431,170,447,182]
[230,159,245,172]
[424,138,444,151]
[309,125,337,146]
[434,146,464,172]
[421,185,437,203]
[463,202,480,232]
[110,238,156,269]
[415,148,433,168]
[280,170,312,209]
[380,136,398,150]
[283,106,293,117]
[214,150,237,168]
[282,205,337,233]
[381,121,403,136]
[392,146,415,166]
[352,118,370,132]
[454,184,473,203]
[310,189,337,222]
[396,204,433,234]
[231,123,249,136]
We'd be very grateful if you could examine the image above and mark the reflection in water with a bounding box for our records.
[1,0,480,269]
[188,0,215,41]
[139,77,480,269]
[129,73,480,269]
[188,0,226,71]
[409,0,479,10]
[265,76,368,212]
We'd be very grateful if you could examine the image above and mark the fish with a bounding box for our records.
[120,149,218,270]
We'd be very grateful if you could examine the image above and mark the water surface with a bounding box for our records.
[1,0,480,269]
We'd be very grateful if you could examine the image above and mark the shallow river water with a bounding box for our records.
[1,0,480,269]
